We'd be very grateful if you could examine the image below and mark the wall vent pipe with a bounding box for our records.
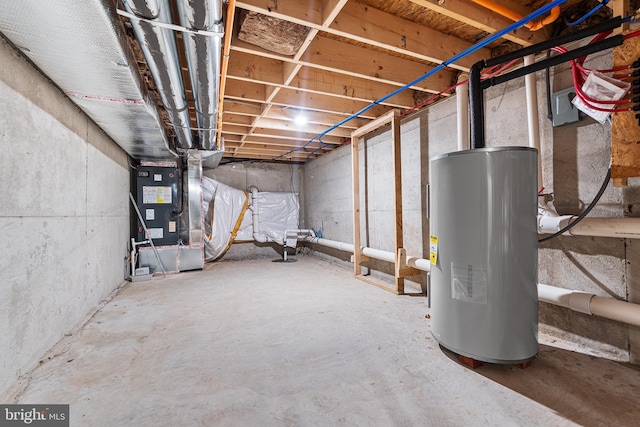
[176,0,223,150]
[123,0,194,149]
[456,73,470,151]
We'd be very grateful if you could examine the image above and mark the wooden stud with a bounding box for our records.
[391,110,404,295]
[355,275,401,295]
[396,248,420,278]
[351,254,371,263]
[352,132,362,276]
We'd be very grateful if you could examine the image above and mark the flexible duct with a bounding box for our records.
[0,0,173,159]
[176,0,223,150]
[123,0,194,149]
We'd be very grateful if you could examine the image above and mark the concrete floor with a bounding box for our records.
[9,255,640,426]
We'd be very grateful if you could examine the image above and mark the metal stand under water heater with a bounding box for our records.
[429,148,538,363]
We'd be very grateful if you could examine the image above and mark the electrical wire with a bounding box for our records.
[551,29,640,115]
[272,0,569,162]
[538,168,611,243]
[563,0,609,27]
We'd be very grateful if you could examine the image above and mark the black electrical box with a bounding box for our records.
[134,166,179,246]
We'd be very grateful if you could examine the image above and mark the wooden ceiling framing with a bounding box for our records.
[178,0,613,163]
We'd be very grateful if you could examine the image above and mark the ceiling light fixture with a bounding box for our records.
[294,113,307,125]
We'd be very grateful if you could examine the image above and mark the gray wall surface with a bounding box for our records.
[0,37,130,398]
[205,162,303,260]
[303,51,640,363]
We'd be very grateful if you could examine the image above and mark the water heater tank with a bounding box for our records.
[429,147,538,363]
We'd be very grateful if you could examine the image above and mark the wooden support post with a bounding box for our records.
[351,110,398,281]
[612,0,631,34]
[350,253,371,263]
[352,132,362,276]
[391,110,404,295]
[396,248,420,278]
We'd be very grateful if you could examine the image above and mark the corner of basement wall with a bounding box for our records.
[0,35,130,400]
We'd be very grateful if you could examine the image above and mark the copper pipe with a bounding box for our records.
[471,0,560,31]
[216,0,236,149]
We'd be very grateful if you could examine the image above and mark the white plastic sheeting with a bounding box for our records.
[237,191,300,243]
[202,176,299,261]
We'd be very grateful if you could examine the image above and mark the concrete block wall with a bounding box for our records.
[303,51,640,363]
[204,162,303,260]
[0,37,130,398]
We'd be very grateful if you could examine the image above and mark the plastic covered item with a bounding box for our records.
[202,177,248,261]
[201,176,300,261]
[236,192,300,243]
[572,71,630,124]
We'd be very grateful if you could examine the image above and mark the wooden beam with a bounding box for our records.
[330,1,488,71]
[301,35,456,94]
[406,0,548,47]
[352,109,396,138]
[289,66,417,108]
[249,126,345,144]
[236,0,323,27]
[227,51,284,85]
[222,100,264,117]
[271,88,391,119]
[253,117,352,137]
[224,79,267,102]
[263,105,369,128]
[321,0,348,26]
[222,113,254,126]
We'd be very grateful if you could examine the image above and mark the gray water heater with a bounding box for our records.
[429,147,538,363]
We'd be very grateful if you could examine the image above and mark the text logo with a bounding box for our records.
[0,405,68,427]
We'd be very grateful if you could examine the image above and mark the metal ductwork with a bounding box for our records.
[123,0,194,150]
[177,0,223,151]
[0,0,173,159]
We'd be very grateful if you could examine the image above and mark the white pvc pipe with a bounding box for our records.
[456,73,470,152]
[538,283,640,327]
[304,237,354,253]
[524,54,543,192]
[568,217,640,239]
[406,256,431,272]
[248,186,282,244]
[305,238,640,327]
[362,247,396,263]
[538,216,640,239]
[303,237,430,271]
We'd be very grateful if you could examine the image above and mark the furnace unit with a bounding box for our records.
[134,165,179,246]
